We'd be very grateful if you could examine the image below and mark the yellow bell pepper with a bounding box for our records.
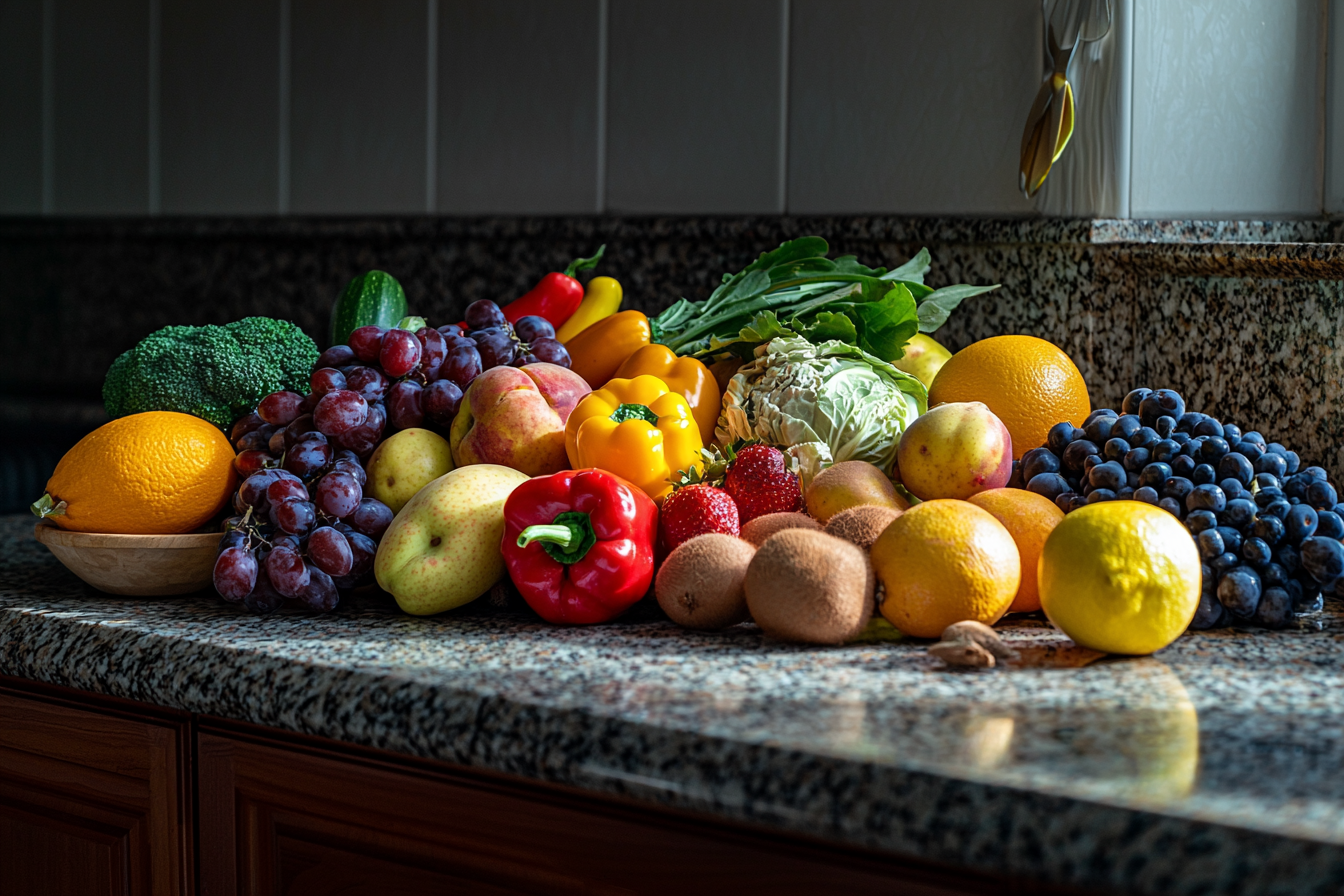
[564,310,651,389]
[556,276,623,343]
[565,375,702,504]
[614,344,721,444]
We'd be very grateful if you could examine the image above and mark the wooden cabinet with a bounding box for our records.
[0,682,192,896]
[0,676,1056,896]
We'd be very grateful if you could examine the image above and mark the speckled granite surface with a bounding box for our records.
[4,513,1344,895]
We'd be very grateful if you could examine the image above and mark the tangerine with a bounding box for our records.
[929,335,1090,459]
[39,411,237,534]
[872,499,1021,638]
[967,488,1064,613]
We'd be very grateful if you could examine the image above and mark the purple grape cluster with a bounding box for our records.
[1020,387,1344,630]
[212,449,394,614]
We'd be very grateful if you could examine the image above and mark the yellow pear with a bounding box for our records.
[892,333,953,390]
[374,464,528,615]
[366,427,454,514]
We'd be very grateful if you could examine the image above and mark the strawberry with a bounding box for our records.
[659,484,740,554]
[723,443,803,523]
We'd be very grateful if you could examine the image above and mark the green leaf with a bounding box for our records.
[882,248,931,284]
[915,283,1001,333]
[737,310,794,343]
[793,311,859,344]
[849,284,920,362]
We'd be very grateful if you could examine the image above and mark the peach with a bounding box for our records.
[449,363,591,476]
[895,402,1012,501]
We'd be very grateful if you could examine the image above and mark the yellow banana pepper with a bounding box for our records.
[556,276,623,343]
[565,374,702,504]
[564,310,651,389]
[614,344,721,445]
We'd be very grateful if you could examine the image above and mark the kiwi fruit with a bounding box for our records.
[740,511,821,546]
[656,533,755,630]
[825,504,901,550]
[744,529,874,644]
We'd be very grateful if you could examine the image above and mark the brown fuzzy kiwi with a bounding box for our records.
[740,511,821,547]
[744,529,874,644]
[655,533,756,630]
[824,504,902,550]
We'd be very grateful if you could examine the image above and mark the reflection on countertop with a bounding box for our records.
[3,513,1344,894]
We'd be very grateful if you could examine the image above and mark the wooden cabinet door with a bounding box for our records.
[197,728,1019,896]
[0,684,192,896]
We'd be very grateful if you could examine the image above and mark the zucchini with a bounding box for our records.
[330,270,408,347]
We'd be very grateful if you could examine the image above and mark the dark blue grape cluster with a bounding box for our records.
[1019,387,1343,630]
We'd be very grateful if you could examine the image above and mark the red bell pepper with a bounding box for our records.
[503,245,606,328]
[501,467,657,624]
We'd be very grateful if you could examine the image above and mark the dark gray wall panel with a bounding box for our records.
[290,0,427,213]
[161,0,280,214]
[0,0,43,213]
[788,0,1037,215]
[437,0,599,214]
[52,0,150,214]
[606,0,784,213]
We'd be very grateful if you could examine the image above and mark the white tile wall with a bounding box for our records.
[161,0,280,214]
[788,0,1039,215]
[0,0,43,213]
[605,0,786,213]
[53,0,152,214]
[0,0,1334,218]
[1131,0,1323,218]
[289,0,429,213]
[437,0,600,214]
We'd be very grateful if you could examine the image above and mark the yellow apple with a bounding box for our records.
[374,464,529,615]
[366,427,454,514]
[892,333,953,389]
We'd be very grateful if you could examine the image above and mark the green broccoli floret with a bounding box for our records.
[103,317,319,429]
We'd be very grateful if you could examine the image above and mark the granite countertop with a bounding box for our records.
[4,514,1344,895]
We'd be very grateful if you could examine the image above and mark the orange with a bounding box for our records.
[38,411,237,534]
[928,335,1089,459]
[967,488,1064,613]
[872,499,1021,638]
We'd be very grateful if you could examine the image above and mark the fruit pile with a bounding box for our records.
[1020,388,1344,629]
[36,235,1344,662]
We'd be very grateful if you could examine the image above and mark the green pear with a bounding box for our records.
[892,333,953,390]
[374,464,529,615]
[366,427,454,514]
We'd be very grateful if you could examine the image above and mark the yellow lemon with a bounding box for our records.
[1038,502,1200,654]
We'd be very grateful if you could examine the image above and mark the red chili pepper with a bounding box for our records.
[501,467,657,624]
[503,245,606,328]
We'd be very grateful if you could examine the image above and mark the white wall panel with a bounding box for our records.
[1130,0,1323,218]
[161,0,280,214]
[437,0,599,214]
[787,0,1039,215]
[0,0,43,214]
[52,0,151,214]
[606,0,785,214]
[290,0,427,214]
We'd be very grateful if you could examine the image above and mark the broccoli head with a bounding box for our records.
[103,317,319,429]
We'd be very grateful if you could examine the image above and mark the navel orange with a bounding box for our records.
[36,411,237,534]
[928,335,1090,459]
[872,499,1021,638]
[967,488,1064,613]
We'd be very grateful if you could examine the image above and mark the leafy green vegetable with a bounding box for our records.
[651,238,998,363]
[103,317,319,429]
[717,335,928,483]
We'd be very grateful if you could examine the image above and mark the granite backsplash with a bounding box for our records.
[1,214,1341,508]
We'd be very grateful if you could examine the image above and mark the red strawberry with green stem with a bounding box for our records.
[658,484,740,555]
[722,443,803,523]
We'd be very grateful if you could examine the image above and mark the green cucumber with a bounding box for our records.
[330,270,408,347]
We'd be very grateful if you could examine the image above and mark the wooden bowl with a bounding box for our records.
[34,523,221,596]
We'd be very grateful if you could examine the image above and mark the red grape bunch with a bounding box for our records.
[212,449,394,614]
